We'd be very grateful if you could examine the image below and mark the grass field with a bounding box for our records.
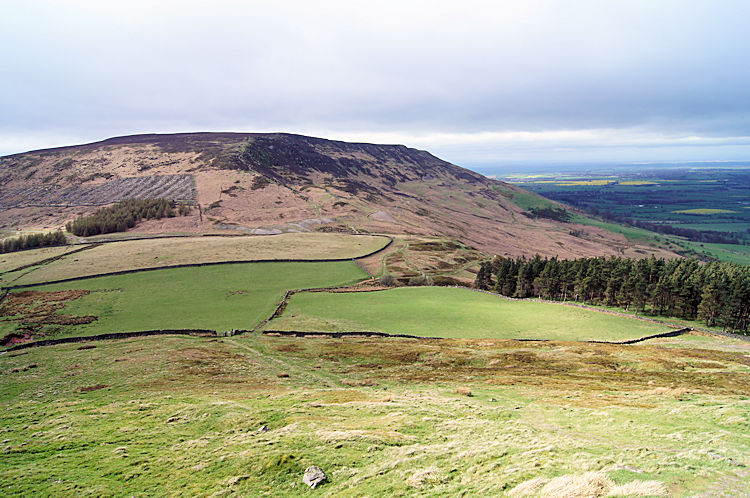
[0,233,388,287]
[672,240,750,265]
[570,214,660,243]
[0,245,79,274]
[1,333,747,496]
[265,287,673,342]
[0,261,368,341]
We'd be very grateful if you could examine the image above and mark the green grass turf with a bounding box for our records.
[2,261,367,340]
[265,287,673,341]
[1,334,748,496]
[570,214,661,243]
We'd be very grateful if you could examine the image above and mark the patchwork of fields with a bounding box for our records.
[508,167,750,245]
[1,231,748,496]
[0,233,390,287]
[1,261,367,340]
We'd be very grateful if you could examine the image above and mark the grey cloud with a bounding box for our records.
[1,0,749,162]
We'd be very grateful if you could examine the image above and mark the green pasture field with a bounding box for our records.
[672,240,750,265]
[570,214,661,243]
[0,233,389,287]
[265,287,673,342]
[675,221,750,232]
[1,333,748,496]
[0,261,368,341]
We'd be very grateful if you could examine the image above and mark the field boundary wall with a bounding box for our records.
[2,235,393,290]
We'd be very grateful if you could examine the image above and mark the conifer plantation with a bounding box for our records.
[65,198,187,236]
[0,231,67,253]
[476,255,750,334]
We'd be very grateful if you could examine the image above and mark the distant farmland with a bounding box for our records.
[507,167,750,244]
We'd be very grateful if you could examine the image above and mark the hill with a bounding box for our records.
[0,132,675,259]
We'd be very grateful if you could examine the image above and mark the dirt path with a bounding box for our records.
[223,337,336,388]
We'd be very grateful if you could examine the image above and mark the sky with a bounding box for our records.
[1,0,750,173]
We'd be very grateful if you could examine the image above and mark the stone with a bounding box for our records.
[258,425,270,432]
[303,466,327,489]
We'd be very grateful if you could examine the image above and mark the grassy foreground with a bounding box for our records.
[265,287,673,342]
[1,333,748,496]
[1,261,367,341]
[1,233,389,286]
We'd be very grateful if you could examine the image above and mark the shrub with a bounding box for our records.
[524,206,572,222]
[432,276,465,287]
[379,274,397,287]
[407,275,430,286]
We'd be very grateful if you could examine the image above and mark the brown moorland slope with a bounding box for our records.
[0,132,674,259]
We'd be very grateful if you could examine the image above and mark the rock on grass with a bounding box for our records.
[303,466,327,489]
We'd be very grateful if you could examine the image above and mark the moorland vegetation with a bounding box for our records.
[2,332,748,495]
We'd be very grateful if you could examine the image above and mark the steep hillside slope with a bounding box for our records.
[0,132,673,258]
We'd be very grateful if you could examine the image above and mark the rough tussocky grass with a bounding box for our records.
[1,233,388,286]
[1,261,368,341]
[264,286,673,342]
[0,244,80,274]
[0,332,747,496]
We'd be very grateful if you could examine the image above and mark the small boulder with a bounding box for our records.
[258,425,270,433]
[302,466,327,489]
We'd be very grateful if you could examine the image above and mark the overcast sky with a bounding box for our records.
[2,0,749,172]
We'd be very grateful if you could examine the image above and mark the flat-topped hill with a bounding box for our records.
[0,132,674,259]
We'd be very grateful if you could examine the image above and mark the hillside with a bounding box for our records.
[0,132,674,259]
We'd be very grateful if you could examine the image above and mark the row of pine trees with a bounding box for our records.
[66,198,181,236]
[475,255,750,333]
[0,231,67,254]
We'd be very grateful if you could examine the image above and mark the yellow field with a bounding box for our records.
[618,180,659,185]
[1,233,389,286]
[673,208,737,215]
[534,180,616,186]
